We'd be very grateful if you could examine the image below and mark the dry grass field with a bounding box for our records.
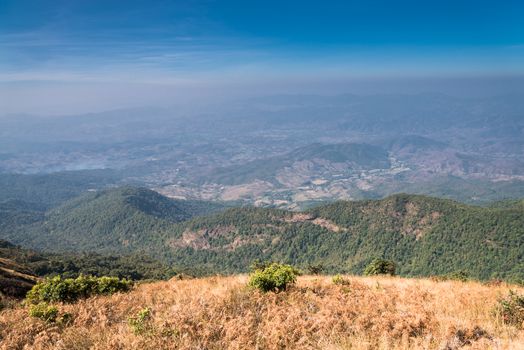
[1,275,524,349]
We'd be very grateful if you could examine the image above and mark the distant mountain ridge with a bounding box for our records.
[0,170,122,209]
[2,94,523,207]
[206,142,390,186]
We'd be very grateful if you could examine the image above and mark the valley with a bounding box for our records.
[1,94,523,209]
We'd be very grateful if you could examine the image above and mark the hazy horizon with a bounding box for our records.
[1,0,523,114]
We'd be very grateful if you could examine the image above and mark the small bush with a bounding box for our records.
[29,303,59,323]
[26,275,133,304]
[332,274,351,286]
[483,279,503,287]
[363,258,396,276]
[128,307,153,335]
[248,263,299,292]
[431,270,470,282]
[495,290,524,328]
[446,270,470,282]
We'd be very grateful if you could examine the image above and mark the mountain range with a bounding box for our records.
[1,186,522,280]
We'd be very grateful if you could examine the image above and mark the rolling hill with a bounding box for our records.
[0,187,229,253]
[165,194,524,279]
[1,187,522,280]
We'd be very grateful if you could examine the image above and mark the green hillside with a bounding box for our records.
[0,239,174,281]
[489,198,524,210]
[0,187,228,253]
[308,195,524,279]
[1,187,522,281]
[163,194,524,279]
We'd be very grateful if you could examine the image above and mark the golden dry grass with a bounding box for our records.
[1,275,523,349]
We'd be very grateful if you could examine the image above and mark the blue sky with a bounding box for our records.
[1,0,523,113]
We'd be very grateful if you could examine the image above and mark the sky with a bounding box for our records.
[1,0,523,114]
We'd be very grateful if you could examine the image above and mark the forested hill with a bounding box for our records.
[0,187,229,253]
[165,194,524,279]
[0,187,522,280]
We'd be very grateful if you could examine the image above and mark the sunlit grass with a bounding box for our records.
[1,275,523,349]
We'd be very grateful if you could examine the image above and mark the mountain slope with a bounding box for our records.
[2,188,522,280]
[164,194,524,279]
[1,187,228,253]
[0,257,38,298]
[308,195,524,279]
[0,241,38,298]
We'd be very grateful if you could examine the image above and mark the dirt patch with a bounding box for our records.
[284,213,314,223]
[169,226,236,250]
[283,214,345,233]
[220,181,274,201]
[169,229,212,250]
[402,204,442,240]
[312,218,344,233]
[169,226,268,251]
[221,234,268,251]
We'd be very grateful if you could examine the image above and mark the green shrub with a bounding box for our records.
[446,270,470,282]
[363,258,396,276]
[495,291,524,328]
[248,263,299,292]
[431,270,471,282]
[29,302,59,323]
[332,274,351,286]
[128,307,153,335]
[28,302,74,325]
[26,275,133,304]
